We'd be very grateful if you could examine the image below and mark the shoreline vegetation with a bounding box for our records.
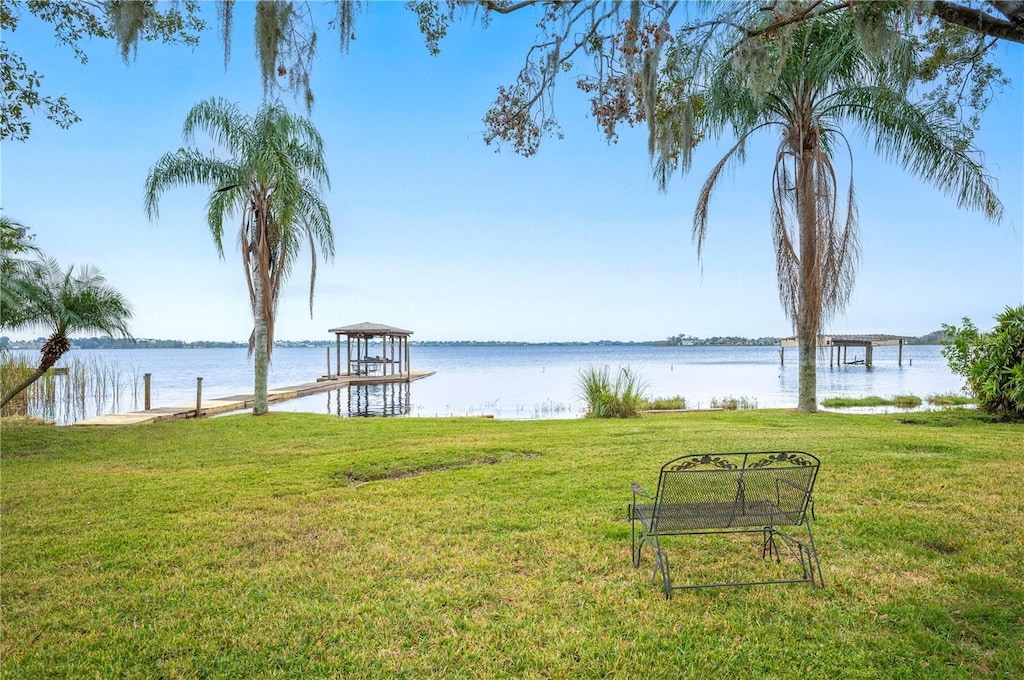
[2,331,950,351]
[823,395,923,409]
[821,394,977,409]
[2,410,1021,677]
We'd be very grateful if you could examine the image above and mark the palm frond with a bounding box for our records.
[770,144,799,322]
[144,150,240,221]
[692,122,779,258]
[833,85,1003,222]
[181,97,249,151]
[7,258,133,339]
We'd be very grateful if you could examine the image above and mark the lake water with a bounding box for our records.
[8,343,965,424]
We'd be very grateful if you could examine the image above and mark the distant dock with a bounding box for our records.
[74,371,435,426]
[778,334,907,368]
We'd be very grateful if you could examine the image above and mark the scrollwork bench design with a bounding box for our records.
[629,451,824,597]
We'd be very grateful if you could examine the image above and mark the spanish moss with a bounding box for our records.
[107,0,149,63]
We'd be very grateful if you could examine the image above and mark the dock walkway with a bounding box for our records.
[74,371,435,426]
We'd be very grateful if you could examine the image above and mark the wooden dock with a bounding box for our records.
[74,371,435,426]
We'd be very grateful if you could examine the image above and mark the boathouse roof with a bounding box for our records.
[328,322,413,337]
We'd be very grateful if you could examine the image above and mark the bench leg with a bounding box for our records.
[630,509,640,567]
[762,527,781,563]
[763,524,825,588]
[803,517,825,588]
[781,520,825,588]
[634,530,653,569]
[651,540,673,599]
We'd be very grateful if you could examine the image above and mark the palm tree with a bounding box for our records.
[144,97,333,415]
[0,258,133,409]
[654,16,1002,412]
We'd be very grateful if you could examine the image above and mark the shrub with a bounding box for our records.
[577,365,649,418]
[942,305,1024,419]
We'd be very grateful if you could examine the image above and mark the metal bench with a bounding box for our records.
[630,451,823,597]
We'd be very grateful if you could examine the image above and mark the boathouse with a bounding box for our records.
[779,334,906,368]
[328,322,414,378]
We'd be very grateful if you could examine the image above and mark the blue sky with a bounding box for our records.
[2,3,1022,342]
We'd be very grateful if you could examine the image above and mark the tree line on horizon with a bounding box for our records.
[2,1,1017,414]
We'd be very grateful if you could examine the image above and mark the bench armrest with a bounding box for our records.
[631,482,653,500]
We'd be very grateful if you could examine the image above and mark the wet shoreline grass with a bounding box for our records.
[2,410,1021,677]
[822,394,977,409]
[821,395,923,408]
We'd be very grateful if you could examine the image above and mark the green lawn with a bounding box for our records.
[1,411,1022,678]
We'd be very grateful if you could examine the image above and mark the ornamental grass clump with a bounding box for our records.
[577,365,649,418]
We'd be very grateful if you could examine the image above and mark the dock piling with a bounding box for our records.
[195,377,203,417]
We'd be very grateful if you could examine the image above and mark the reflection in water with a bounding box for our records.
[326,383,412,417]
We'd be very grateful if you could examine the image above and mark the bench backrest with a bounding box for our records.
[652,451,819,531]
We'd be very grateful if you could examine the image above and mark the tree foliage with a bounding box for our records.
[3,1,1016,141]
[942,305,1024,419]
[1,0,204,141]
[475,1,1013,157]
[475,2,874,158]
[0,0,360,139]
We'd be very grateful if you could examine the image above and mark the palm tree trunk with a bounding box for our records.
[0,333,70,410]
[0,366,48,410]
[252,269,270,416]
[796,141,819,413]
[796,327,817,412]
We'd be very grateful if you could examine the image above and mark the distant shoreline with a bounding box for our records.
[5,339,773,350]
[3,334,945,350]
